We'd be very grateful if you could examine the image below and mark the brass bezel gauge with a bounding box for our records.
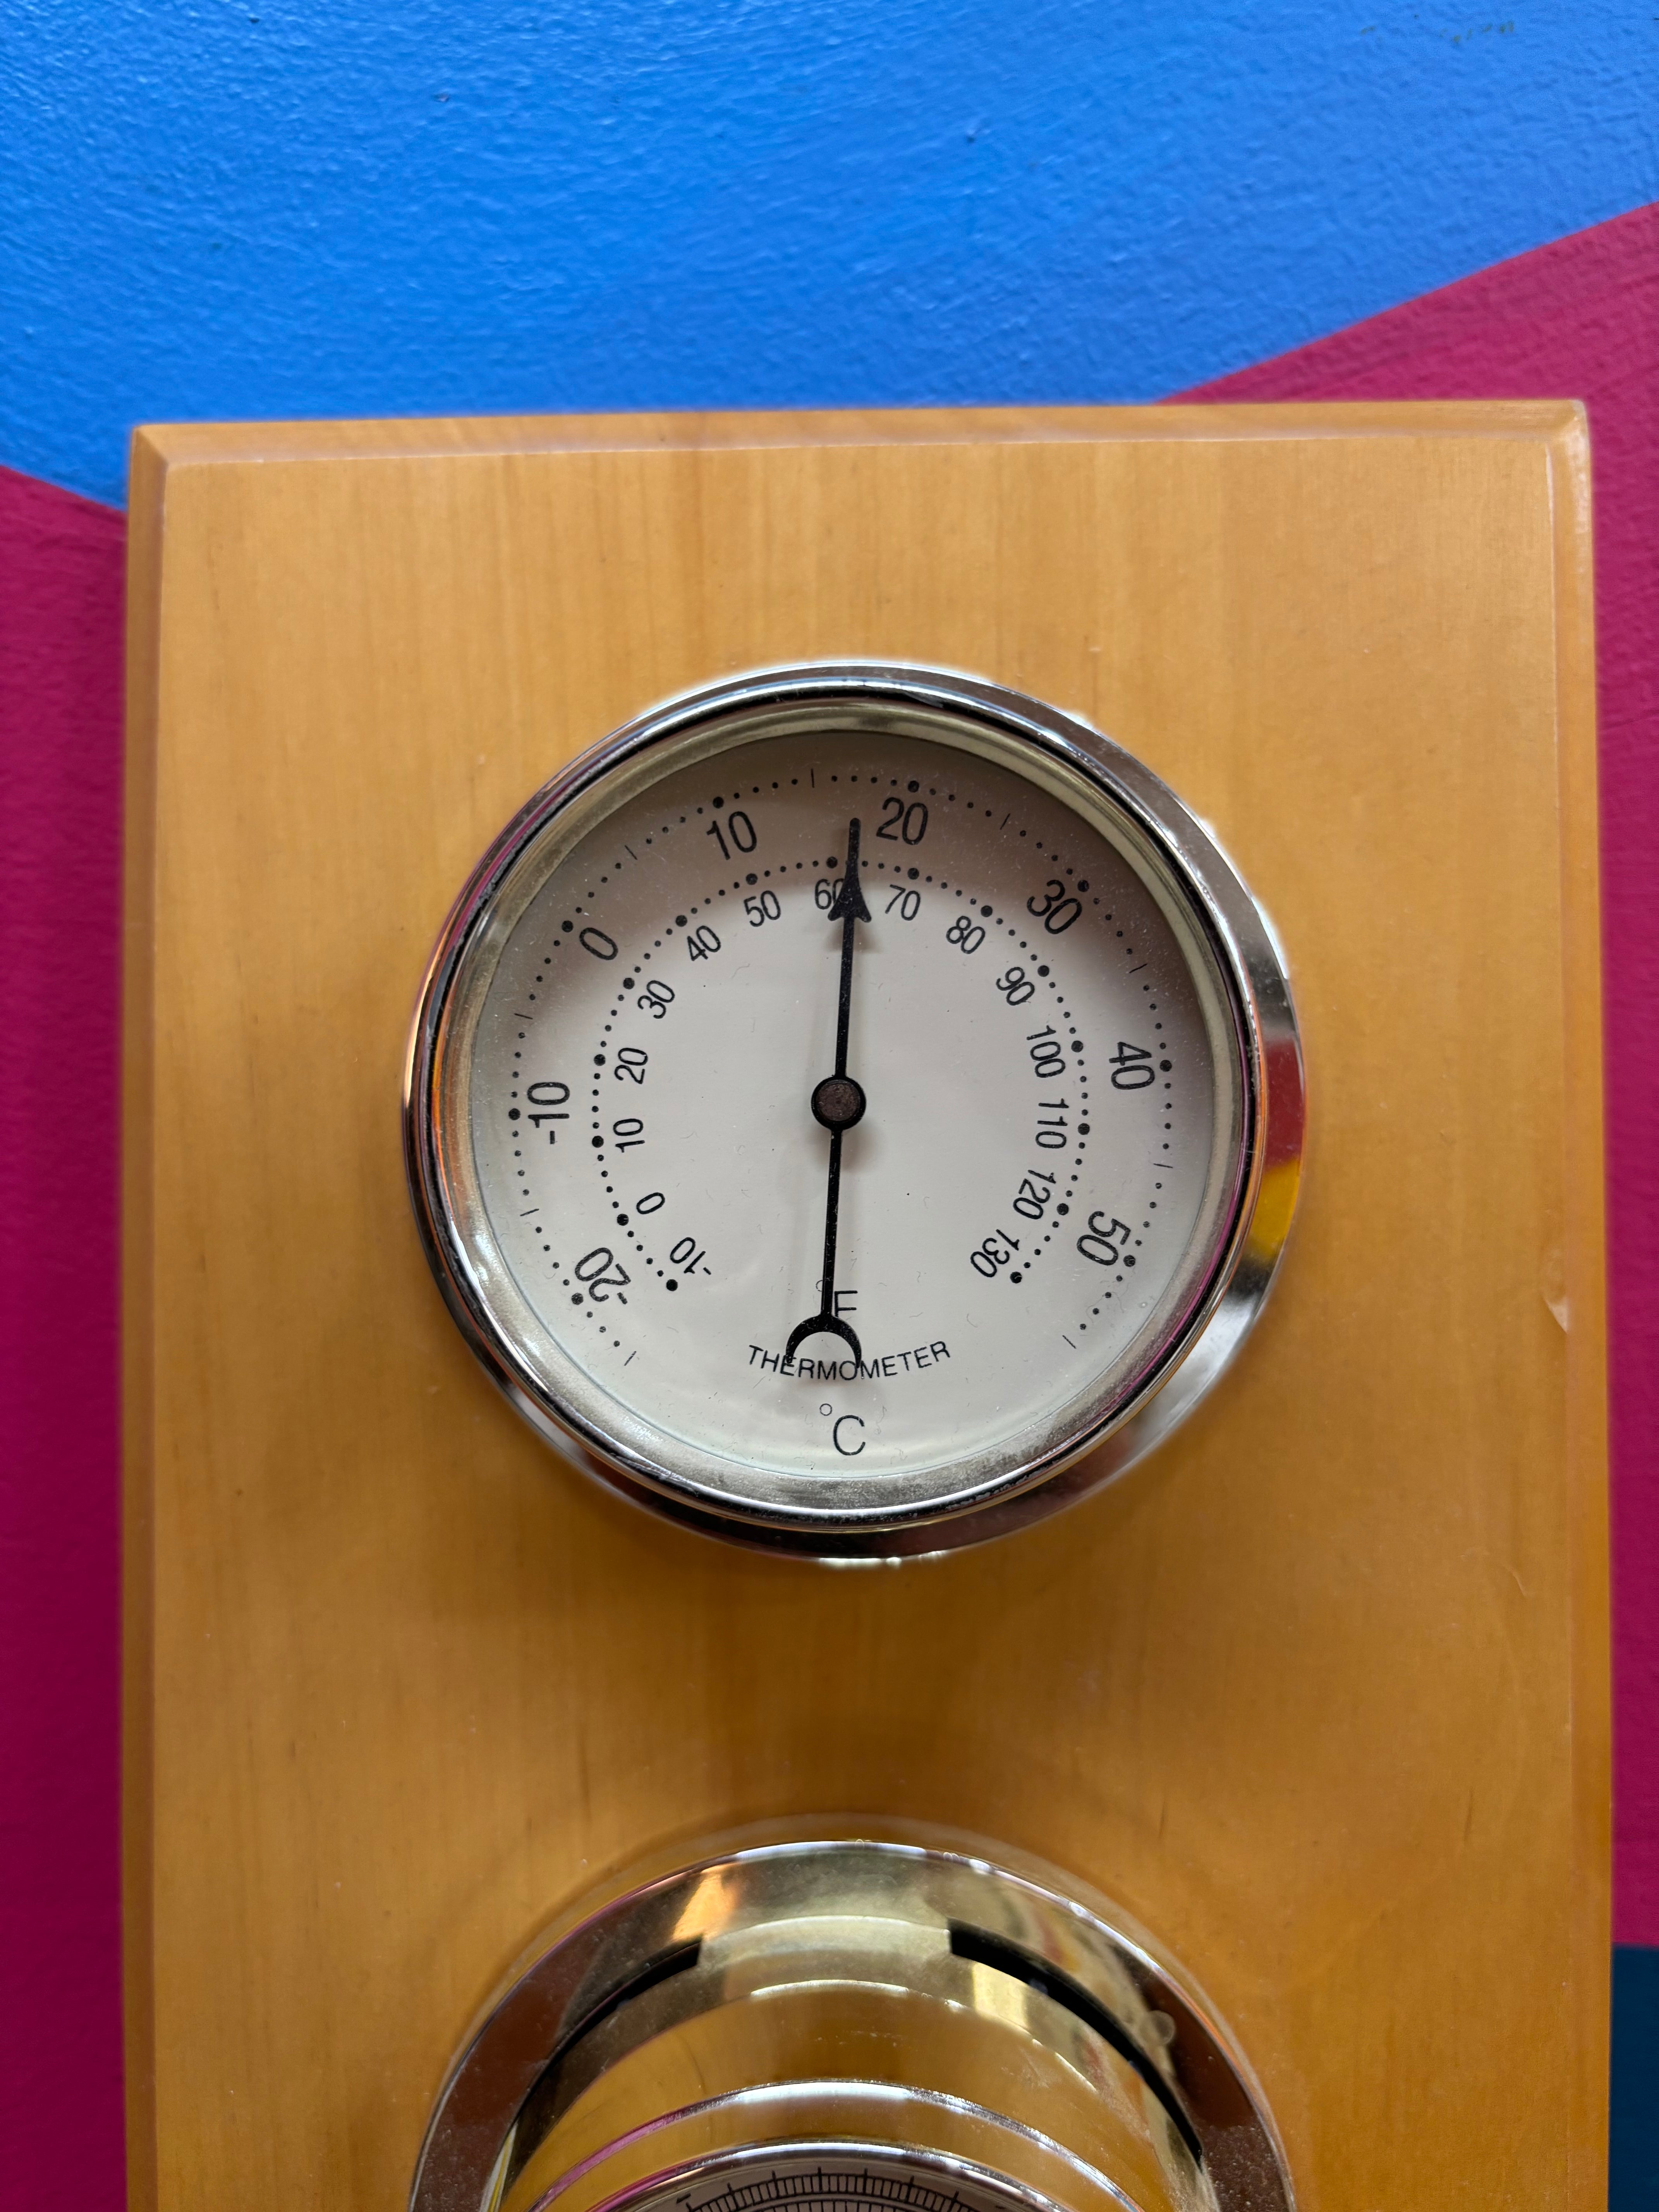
[405,666,1303,1553]
[410,1830,1293,2212]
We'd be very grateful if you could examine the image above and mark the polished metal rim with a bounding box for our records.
[409,1830,1293,2212]
[404,664,1304,1554]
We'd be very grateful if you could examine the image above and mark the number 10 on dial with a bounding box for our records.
[405,665,1303,1554]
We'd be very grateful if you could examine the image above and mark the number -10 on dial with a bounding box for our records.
[405,665,1303,1553]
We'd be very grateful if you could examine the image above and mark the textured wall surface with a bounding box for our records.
[2,5,1655,2204]
[7,2,1656,505]
[0,465,126,2200]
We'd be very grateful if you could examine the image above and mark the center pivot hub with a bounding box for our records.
[811,1073,867,1130]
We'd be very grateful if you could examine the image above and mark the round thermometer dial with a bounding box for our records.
[406,666,1302,1551]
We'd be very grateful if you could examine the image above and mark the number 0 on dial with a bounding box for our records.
[405,665,1303,1553]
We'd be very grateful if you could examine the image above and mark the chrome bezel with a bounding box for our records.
[408,1827,1293,2212]
[404,664,1303,1555]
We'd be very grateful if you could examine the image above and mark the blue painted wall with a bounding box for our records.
[7,0,1656,504]
[1614,1949,1659,2207]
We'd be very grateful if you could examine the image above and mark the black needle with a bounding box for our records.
[786,818,871,1366]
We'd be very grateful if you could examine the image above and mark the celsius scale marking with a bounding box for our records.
[407,666,1302,1549]
[532,791,1166,1349]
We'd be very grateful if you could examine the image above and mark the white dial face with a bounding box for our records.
[453,715,1243,1512]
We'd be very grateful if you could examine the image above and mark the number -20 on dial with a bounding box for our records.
[405,665,1303,1553]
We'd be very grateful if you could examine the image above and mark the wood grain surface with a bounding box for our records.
[123,405,1607,2212]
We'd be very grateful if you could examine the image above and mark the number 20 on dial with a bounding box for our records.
[405,665,1304,1554]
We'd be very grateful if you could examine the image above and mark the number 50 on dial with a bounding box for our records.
[405,665,1304,1554]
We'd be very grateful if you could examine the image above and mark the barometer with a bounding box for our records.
[410,1832,1291,2212]
[405,666,1302,1552]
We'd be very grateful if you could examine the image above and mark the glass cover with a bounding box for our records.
[462,721,1237,1488]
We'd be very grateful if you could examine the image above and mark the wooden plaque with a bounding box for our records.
[123,405,1607,2212]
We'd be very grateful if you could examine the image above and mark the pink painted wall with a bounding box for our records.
[0,465,126,2184]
